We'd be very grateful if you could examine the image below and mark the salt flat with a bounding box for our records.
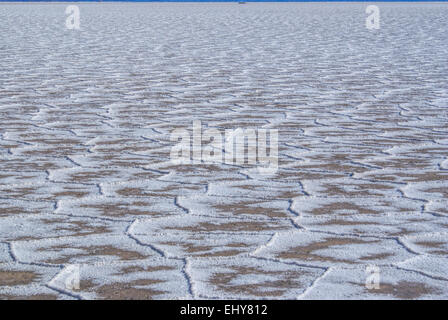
[0,2,447,299]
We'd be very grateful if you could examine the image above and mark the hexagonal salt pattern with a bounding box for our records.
[0,3,447,299]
